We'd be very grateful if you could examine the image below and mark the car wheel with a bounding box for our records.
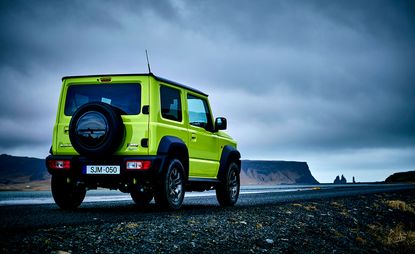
[154,158,185,210]
[51,175,86,210]
[130,189,153,206]
[69,102,125,157]
[216,162,240,206]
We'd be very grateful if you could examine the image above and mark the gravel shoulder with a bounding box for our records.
[1,189,415,253]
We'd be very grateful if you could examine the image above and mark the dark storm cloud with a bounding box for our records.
[0,1,113,70]
[179,0,415,153]
[0,0,176,72]
[0,0,176,149]
[0,0,414,181]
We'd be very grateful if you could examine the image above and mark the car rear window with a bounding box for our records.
[64,84,141,116]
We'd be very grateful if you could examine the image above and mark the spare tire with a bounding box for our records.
[69,102,125,157]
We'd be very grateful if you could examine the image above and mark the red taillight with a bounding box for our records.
[48,160,71,169]
[126,160,151,170]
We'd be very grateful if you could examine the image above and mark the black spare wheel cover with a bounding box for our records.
[69,102,125,157]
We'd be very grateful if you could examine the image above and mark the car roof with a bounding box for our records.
[62,73,208,97]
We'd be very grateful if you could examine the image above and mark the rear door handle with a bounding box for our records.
[191,133,197,141]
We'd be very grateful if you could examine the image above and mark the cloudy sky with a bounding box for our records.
[0,0,414,182]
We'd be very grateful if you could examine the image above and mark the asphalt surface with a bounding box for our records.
[1,183,414,231]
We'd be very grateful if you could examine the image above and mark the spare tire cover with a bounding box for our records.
[69,102,125,157]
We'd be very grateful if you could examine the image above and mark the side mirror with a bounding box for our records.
[215,117,227,131]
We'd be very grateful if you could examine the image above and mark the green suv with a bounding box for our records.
[46,73,241,210]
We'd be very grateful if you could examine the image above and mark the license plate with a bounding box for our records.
[84,165,120,175]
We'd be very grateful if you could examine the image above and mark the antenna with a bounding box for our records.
[145,49,152,74]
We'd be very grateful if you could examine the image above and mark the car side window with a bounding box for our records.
[187,94,213,131]
[160,85,182,122]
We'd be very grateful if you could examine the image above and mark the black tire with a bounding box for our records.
[130,189,153,206]
[216,162,240,206]
[69,102,125,157]
[51,175,86,210]
[154,158,185,210]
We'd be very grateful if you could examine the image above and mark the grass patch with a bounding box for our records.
[291,203,317,211]
[385,224,415,246]
[330,201,343,208]
[385,200,415,214]
[304,205,317,211]
[368,223,415,249]
[125,222,139,229]
[355,236,366,245]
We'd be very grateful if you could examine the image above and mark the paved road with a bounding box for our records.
[1,183,414,230]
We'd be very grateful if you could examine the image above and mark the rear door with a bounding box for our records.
[54,76,149,156]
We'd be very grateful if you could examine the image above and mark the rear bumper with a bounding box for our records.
[46,155,167,191]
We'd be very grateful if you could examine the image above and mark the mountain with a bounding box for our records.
[0,154,49,184]
[241,160,319,185]
[385,171,415,183]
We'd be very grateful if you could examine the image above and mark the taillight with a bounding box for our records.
[48,160,71,169]
[126,160,151,170]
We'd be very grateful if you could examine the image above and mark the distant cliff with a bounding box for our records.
[241,160,319,185]
[0,154,48,184]
[385,171,415,183]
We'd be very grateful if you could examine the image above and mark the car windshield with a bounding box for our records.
[64,84,141,116]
